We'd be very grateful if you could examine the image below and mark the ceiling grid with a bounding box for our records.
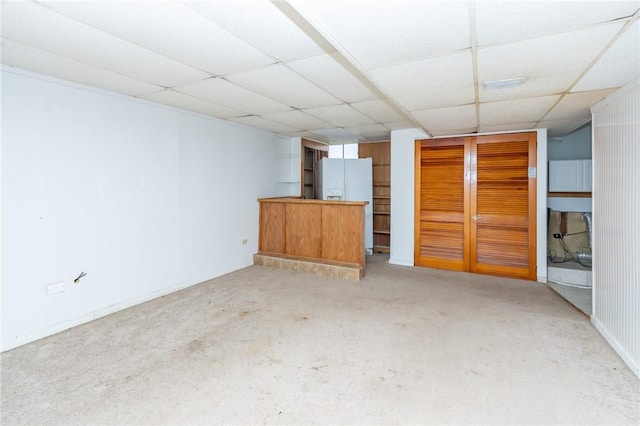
[1,0,638,142]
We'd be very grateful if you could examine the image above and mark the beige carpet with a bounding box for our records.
[2,255,638,425]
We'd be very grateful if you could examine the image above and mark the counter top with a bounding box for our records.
[258,197,368,206]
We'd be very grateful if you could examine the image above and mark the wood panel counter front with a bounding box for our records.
[258,197,368,269]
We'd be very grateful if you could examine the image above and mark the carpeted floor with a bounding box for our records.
[2,255,638,425]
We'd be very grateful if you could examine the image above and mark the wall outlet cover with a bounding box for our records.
[47,281,66,294]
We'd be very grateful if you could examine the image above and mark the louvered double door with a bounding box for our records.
[414,132,537,280]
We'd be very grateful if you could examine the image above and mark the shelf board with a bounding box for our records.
[373,245,390,254]
[373,229,390,235]
[373,183,391,187]
[373,211,391,215]
[304,167,313,171]
[373,196,391,199]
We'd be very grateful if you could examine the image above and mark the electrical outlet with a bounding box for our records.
[242,239,248,245]
[47,281,66,295]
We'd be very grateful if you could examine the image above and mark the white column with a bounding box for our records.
[389,128,427,266]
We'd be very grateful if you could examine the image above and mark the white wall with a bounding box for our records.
[390,128,548,282]
[591,78,640,379]
[1,68,291,351]
[547,123,593,213]
[547,123,592,160]
[389,128,426,266]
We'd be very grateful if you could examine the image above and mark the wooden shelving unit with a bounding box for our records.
[301,138,328,199]
[359,141,391,254]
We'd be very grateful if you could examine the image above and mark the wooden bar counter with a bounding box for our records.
[255,197,368,280]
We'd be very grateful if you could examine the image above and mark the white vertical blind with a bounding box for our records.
[591,78,640,378]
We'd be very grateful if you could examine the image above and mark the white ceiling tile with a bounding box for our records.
[278,131,330,143]
[226,63,340,109]
[383,121,416,130]
[186,0,324,62]
[311,128,361,142]
[0,1,209,87]
[476,1,639,46]
[287,54,377,103]
[574,20,640,91]
[430,128,478,137]
[351,100,406,122]
[411,104,477,133]
[290,0,470,69]
[544,89,617,121]
[43,2,274,76]
[228,116,299,133]
[345,124,391,140]
[477,23,625,102]
[262,110,334,131]
[478,122,537,134]
[138,89,245,119]
[371,51,475,111]
[538,118,591,138]
[303,104,376,127]
[174,78,290,115]
[0,38,162,96]
[479,95,560,126]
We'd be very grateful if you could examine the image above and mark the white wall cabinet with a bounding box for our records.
[549,160,592,192]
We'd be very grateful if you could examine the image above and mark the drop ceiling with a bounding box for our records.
[1,0,638,142]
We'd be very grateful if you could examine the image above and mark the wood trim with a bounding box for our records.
[416,137,466,147]
[463,136,472,272]
[301,138,329,151]
[547,192,592,198]
[527,131,538,280]
[414,140,422,264]
[258,197,367,206]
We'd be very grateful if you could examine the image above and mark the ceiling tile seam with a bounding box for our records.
[346,103,389,126]
[273,0,428,136]
[534,11,640,129]
[261,111,334,132]
[0,35,172,93]
[301,102,384,124]
[475,17,636,51]
[278,61,356,105]
[469,1,480,133]
[220,68,343,110]
[182,3,307,69]
[135,88,251,116]
[300,108,379,128]
[30,1,228,79]
[171,79,288,117]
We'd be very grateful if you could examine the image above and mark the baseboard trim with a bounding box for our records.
[389,257,414,267]
[592,315,640,379]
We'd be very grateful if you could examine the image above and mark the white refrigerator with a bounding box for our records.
[317,158,373,254]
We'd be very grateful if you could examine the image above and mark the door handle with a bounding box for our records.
[472,215,483,222]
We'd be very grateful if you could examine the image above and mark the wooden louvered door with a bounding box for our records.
[470,133,537,280]
[414,138,469,271]
[415,132,537,280]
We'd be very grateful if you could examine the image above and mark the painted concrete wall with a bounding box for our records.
[1,68,290,351]
[390,128,548,282]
